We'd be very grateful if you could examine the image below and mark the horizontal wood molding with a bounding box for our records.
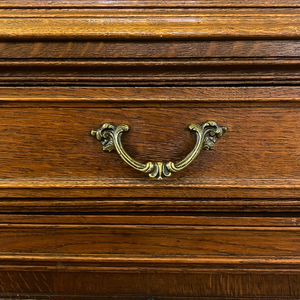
[2,177,300,189]
[2,254,300,273]
[0,86,300,107]
[1,41,300,59]
[2,214,300,273]
[1,58,300,85]
[2,199,300,213]
[1,1,300,8]
[3,215,300,226]
[0,10,300,41]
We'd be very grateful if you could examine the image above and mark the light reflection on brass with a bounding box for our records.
[91,121,227,180]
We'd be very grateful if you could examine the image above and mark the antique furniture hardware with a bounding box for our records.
[91,121,227,180]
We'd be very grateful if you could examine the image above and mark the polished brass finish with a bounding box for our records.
[91,121,227,180]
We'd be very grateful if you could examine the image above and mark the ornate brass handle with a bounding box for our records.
[91,121,227,180]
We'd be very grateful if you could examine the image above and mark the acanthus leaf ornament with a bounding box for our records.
[91,121,227,180]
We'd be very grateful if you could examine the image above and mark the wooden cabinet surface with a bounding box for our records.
[1,1,300,299]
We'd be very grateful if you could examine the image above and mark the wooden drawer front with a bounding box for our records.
[0,86,299,203]
[0,106,294,181]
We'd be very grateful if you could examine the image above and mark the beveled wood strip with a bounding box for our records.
[1,187,300,199]
[2,215,300,226]
[1,41,300,59]
[1,199,300,213]
[0,0,299,7]
[3,253,300,265]
[1,178,300,189]
[3,59,300,65]
[0,86,299,104]
[1,9,300,17]
[0,13,300,40]
[0,58,299,85]
[2,225,300,259]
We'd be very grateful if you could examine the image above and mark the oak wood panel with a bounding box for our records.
[4,214,300,226]
[0,104,300,198]
[1,41,300,59]
[0,86,299,107]
[0,107,297,180]
[3,215,300,274]
[3,226,300,257]
[0,9,299,85]
[0,215,300,260]
[2,272,300,299]
[3,198,300,213]
[0,3,299,300]
[1,10,300,41]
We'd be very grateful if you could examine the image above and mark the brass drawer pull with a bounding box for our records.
[91,121,227,180]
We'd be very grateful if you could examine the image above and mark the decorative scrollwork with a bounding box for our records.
[91,121,227,180]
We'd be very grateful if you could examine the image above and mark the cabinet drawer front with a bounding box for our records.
[0,107,298,189]
[0,86,299,210]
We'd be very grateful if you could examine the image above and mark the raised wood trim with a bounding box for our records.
[2,253,300,273]
[1,198,300,213]
[2,215,299,226]
[0,214,300,274]
[0,86,299,107]
[2,214,300,273]
[0,0,299,8]
[1,177,300,189]
[1,58,300,85]
[0,10,300,41]
[1,179,300,199]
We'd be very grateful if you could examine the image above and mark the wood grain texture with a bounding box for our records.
[2,58,300,85]
[1,41,300,59]
[1,3,300,299]
[0,10,299,85]
[1,0,300,8]
[3,198,300,213]
[0,106,299,197]
[0,10,300,41]
[0,86,299,107]
[2,215,300,274]
[0,97,300,200]
[2,272,300,299]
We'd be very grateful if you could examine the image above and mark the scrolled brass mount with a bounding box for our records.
[91,121,227,180]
